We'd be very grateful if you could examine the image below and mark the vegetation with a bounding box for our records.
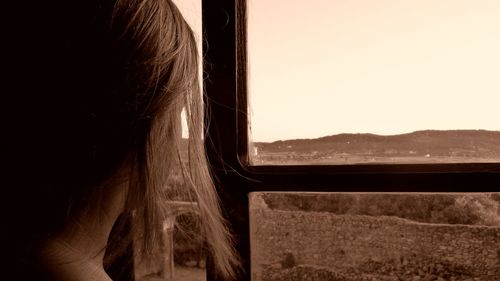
[262,193,500,226]
[161,152,205,268]
[253,130,500,164]
[174,213,205,267]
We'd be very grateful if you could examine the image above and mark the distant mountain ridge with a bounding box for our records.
[253,130,500,159]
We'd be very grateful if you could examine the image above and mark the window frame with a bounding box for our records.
[202,1,500,280]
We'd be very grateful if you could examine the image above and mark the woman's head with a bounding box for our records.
[12,0,238,279]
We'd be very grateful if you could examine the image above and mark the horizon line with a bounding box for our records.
[251,129,500,143]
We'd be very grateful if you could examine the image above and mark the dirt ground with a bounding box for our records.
[174,266,206,281]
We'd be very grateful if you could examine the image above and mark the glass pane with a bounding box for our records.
[247,0,500,165]
[249,192,500,281]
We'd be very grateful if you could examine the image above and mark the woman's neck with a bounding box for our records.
[38,177,128,281]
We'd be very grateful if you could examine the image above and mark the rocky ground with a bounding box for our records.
[261,264,488,281]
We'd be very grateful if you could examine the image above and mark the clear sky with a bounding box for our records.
[248,0,500,142]
[173,0,201,138]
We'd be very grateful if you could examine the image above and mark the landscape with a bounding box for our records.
[250,192,500,281]
[136,130,500,281]
[251,130,500,164]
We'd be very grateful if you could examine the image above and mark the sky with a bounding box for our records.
[173,0,201,138]
[248,0,500,142]
[173,0,201,39]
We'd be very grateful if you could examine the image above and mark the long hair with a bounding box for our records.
[6,0,238,279]
[108,0,239,278]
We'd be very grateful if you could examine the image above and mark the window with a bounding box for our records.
[203,1,500,281]
[247,0,500,165]
[249,192,500,281]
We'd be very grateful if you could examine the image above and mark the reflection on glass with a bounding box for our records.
[247,0,500,165]
[249,192,500,281]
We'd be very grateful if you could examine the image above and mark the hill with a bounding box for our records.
[252,130,500,163]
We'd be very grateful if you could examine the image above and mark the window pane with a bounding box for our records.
[247,0,500,165]
[249,192,500,281]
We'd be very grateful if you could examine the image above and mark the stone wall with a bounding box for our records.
[250,209,500,280]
